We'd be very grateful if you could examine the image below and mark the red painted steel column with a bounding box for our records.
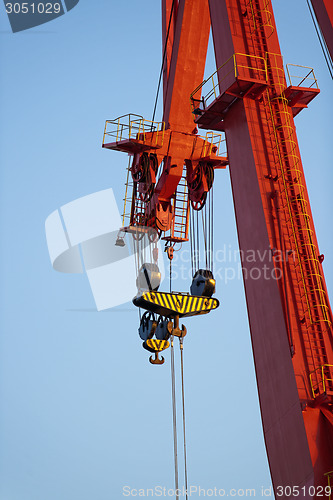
[310,0,333,60]
[221,98,314,498]
[162,0,178,105]
[162,0,210,131]
[207,0,333,496]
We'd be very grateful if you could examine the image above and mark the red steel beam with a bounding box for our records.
[310,0,333,61]
[162,0,178,105]
[162,0,210,132]
[206,0,333,496]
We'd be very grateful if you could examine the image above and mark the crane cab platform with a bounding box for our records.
[133,291,219,318]
[190,52,269,130]
[284,64,320,117]
[284,85,320,117]
[102,114,165,154]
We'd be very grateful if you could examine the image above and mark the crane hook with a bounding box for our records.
[149,352,165,365]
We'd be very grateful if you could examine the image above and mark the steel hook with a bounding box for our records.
[149,352,165,365]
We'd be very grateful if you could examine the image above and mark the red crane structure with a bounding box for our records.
[310,0,333,61]
[102,0,333,497]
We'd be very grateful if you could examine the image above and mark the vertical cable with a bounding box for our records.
[196,211,200,270]
[207,190,212,270]
[179,338,188,500]
[211,185,214,274]
[189,208,194,277]
[272,193,295,355]
[202,208,208,269]
[205,202,208,269]
[192,208,196,275]
[170,337,179,498]
[306,0,333,79]
[152,0,176,122]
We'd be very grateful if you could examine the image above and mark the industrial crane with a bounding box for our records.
[102,0,333,497]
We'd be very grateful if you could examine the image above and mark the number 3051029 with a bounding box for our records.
[276,485,332,497]
[5,3,62,14]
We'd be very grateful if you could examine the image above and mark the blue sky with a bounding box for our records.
[0,1,332,499]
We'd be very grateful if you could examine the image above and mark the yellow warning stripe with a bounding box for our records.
[174,295,182,312]
[142,292,218,316]
[186,295,193,313]
[161,293,171,309]
[169,294,178,311]
[155,292,160,305]
[146,339,169,352]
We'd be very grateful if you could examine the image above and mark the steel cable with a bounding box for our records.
[170,336,179,498]
[306,0,333,79]
[179,338,188,500]
[152,0,176,123]
[202,207,208,269]
[210,186,214,273]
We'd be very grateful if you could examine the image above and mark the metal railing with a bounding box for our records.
[264,53,331,332]
[103,114,165,148]
[286,64,319,89]
[309,364,333,398]
[325,471,333,500]
[201,131,226,158]
[190,53,268,114]
[121,157,133,227]
[245,0,274,38]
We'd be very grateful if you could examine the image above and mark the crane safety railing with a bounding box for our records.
[262,53,331,390]
[103,114,165,148]
[190,53,268,114]
[309,364,333,399]
[245,0,274,38]
[264,53,331,328]
[121,157,133,228]
[324,471,333,500]
[286,64,319,89]
[199,132,227,158]
[170,172,189,243]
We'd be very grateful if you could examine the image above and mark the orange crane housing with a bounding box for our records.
[102,0,333,496]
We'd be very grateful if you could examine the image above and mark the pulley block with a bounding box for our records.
[131,152,159,202]
[138,311,158,341]
[187,161,214,211]
[136,263,161,293]
[190,269,216,297]
[155,318,173,340]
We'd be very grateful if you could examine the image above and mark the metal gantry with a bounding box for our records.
[102,0,333,496]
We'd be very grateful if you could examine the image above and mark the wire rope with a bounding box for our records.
[306,0,333,79]
[196,211,200,270]
[170,336,179,498]
[189,207,194,278]
[152,0,176,123]
[211,185,214,274]
[191,207,196,277]
[179,338,188,500]
[208,189,210,272]
[272,193,295,355]
[201,208,208,269]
